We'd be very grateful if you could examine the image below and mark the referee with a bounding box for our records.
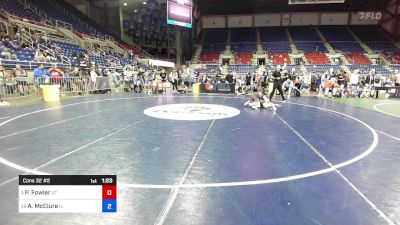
[269,65,287,102]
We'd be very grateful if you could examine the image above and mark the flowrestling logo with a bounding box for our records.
[144,104,240,121]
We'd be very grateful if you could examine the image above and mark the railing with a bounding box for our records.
[38,10,47,20]
[55,20,73,30]
[105,35,115,42]
[34,77,111,94]
[0,9,44,27]
[26,3,38,14]
[0,59,71,69]
[22,32,34,48]
[1,77,34,99]
[0,21,9,35]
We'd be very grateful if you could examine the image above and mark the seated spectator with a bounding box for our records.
[13,64,29,95]
[39,35,48,44]
[0,46,17,60]
[3,36,19,50]
[33,63,50,83]
[44,50,55,62]
[34,49,45,61]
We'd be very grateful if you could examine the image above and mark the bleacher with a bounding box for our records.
[344,52,372,64]
[350,26,400,52]
[229,28,257,64]
[289,26,327,52]
[390,64,400,71]
[202,43,226,53]
[231,28,257,43]
[199,53,220,63]
[51,41,85,66]
[199,29,228,63]
[329,41,364,52]
[319,26,364,52]
[197,64,220,74]
[296,42,327,53]
[306,65,340,73]
[269,53,291,64]
[305,52,330,64]
[266,64,301,73]
[259,27,291,53]
[204,28,228,44]
[348,64,390,75]
[90,55,107,67]
[351,26,388,41]
[384,52,400,64]
[231,43,256,53]
[229,65,257,74]
[366,42,400,52]
[234,52,253,64]
[26,0,91,35]
[0,0,42,22]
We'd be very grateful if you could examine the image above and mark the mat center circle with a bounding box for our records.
[144,103,241,121]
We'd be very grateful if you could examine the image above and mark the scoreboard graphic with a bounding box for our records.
[19,175,117,213]
[167,0,193,28]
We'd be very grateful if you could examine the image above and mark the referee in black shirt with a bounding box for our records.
[269,65,287,102]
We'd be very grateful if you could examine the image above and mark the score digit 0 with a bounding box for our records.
[102,185,117,199]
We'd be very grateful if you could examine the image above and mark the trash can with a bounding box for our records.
[192,83,201,94]
[41,84,60,102]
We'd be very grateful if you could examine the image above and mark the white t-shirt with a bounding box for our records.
[90,70,98,82]
[303,74,311,84]
[350,73,359,85]
[0,71,5,85]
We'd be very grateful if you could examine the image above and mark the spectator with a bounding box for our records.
[63,67,73,92]
[48,64,64,83]
[13,64,29,95]
[0,46,17,60]
[33,63,50,83]
[3,36,18,50]
[34,49,45,61]
[90,66,98,90]
[43,50,55,62]
[0,65,10,106]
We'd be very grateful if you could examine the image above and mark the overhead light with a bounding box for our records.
[143,2,146,4]
[134,9,137,12]
[123,2,127,6]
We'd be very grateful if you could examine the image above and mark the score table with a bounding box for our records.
[19,175,117,213]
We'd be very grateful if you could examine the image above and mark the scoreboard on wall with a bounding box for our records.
[19,175,117,213]
[167,0,192,28]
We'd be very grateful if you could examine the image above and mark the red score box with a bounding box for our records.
[102,185,117,199]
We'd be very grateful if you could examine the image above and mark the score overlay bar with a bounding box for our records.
[19,175,117,213]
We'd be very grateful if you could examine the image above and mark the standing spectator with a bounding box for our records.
[13,64,28,95]
[0,66,10,106]
[48,64,64,83]
[395,70,400,86]
[33,63,50,85]
[90,66,98,91]
[169,68,179,91]
[62,67,73,92]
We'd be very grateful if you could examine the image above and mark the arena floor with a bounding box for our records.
[0,93,399,225]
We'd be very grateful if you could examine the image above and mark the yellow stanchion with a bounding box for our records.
[40,85,60,102]
[192,83,201,94]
